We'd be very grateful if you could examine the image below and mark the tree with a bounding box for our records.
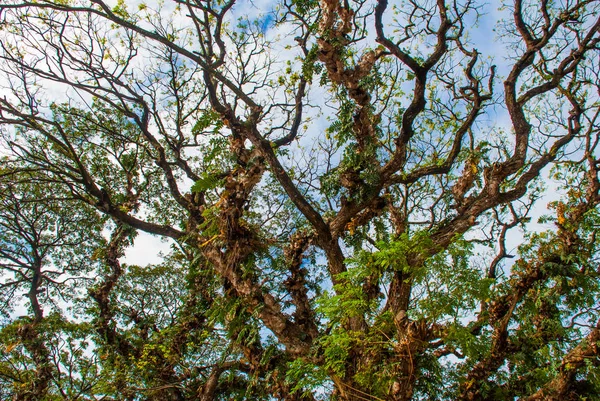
[0,0,599,399]
[0,176,105,399]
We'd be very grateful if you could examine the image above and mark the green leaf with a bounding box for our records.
[191,173,222,193]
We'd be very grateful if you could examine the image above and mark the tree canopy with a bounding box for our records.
[0,0,599,400]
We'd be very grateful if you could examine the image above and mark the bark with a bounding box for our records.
[524,321,600,401]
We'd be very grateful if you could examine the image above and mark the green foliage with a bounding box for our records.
[286,358,329,396]
[192,109,224,134]
[192,172,223,193]
[290,0,319,17]
[0,314,100,400]
[414,238,494,322]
